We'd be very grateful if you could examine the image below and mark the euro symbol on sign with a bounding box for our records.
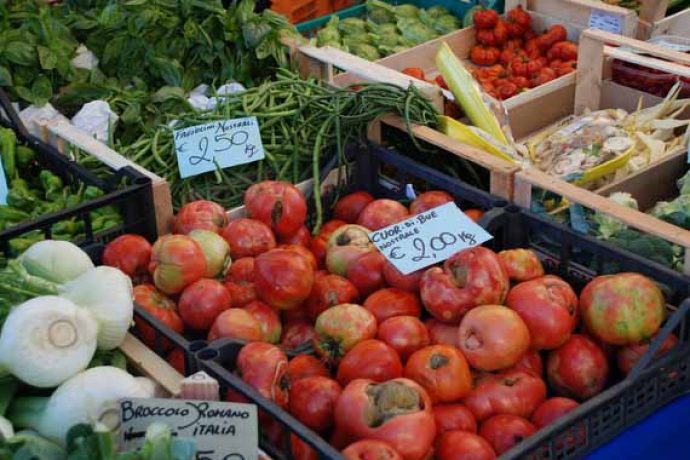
[389,247,404,260]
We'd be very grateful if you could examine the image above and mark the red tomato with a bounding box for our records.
[342,440,403,460]
[364,288,421,323]
[409,191,454,214]
[244,180,307,238]
[166,348,185,375]
[334,378,436,460]
[281,321,316,350]
[420,247,509,324]
[326,225,375,277]
[356,199,409,231]
[347,251,387,297]
[580,273,665,346]
[313,304,377,363]
[291,434,318,460]
[311,219,347,269]
[243,300,282,343]
[279,244,318,271]
[178,279,232,331]
[337,339,403,386]
[458,305,530,371]
[506,275,579,350]
[133,284,183,351]
[479,414,536,455]
[382,260,423,293]
[188,229,231,278]
[436,431,496,460]
[208,308,262,342]
[149,234,207,294]
[306,273,360,321]
[425,319,459,347]
[172,200,228,234]
[279,225,312,248]
[237,343,289,408]
[617,332,678,375]
[334,191,375,224]
[546,334,609,401]
[254,248,315,310]
[401,67,426,81]
[498,249,544,282]
[377,316,430,361]
[463,370,547,421]
[404,345,472,404]
[507,351,544,377]
[433,404,477,434]
[223,257,257,307]
[103,234,152,282]
[221,218,276,259]
[473,8,499,30]
[531,397,579,428]
[289,376,342,432]
[286,354,329,384]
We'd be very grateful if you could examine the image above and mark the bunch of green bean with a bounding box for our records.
[120,69,438,230]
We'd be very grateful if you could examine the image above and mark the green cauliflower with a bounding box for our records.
[316,16,341,47]
[339,17,367,36]
[593,192,639,239]
[398,17,438,46]
[366,0,395,24]
[348,42,381,60]
[651,194,690,230]
[427,6,451,18]
[433,14,461,35]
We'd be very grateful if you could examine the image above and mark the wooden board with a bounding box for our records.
[638,0,690,39]
[120,333,184,396]
[39,121,174,236]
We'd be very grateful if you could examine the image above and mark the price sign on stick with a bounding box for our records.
[369,202,493,275]
[588,9,623,34]
[120,398,258,460]
[0,155,8,205]
[173,117,265,179]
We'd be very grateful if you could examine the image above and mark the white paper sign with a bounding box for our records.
[588,9,623,34]
[120,398,258,460]
[173,117,265,179]
[369,202,493,275]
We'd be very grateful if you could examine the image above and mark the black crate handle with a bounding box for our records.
[0,88,31,142]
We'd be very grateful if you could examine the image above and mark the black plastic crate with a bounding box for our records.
[0,88,157,261]
[199,191,690,459]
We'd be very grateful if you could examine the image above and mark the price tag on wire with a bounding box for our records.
[173,117,265,179]
[588,9,623,34]
[369,202,493,275]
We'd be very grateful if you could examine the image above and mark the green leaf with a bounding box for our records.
[13,86,34,104]
[120,102,141,124]
[150,57,182,87]
[152,86,185,103]
[37,46,58,70]
[30,76,53,106]
[0,66,12,86]
[3,42,36,66]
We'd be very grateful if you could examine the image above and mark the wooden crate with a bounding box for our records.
[121,333,184,396]
[37,121,174,236]
[332,0,637,139]
[514,29,690,273]
[293,43,521,200]
[637,0,690,38]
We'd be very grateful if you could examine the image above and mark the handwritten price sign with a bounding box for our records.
[588,9,623,34]
[120,398,258,460]
[173,117,265,179]
[370,202,493,275]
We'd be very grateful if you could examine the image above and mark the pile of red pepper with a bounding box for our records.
[469,7,578,100]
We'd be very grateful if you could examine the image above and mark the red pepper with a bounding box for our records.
[402,67,426,81]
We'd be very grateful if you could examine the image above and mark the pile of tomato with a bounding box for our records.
[469,7,578,100]
[102,182,677,460]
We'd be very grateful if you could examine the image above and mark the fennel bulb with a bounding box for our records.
[61,266,134,350]
[8,366,153,444]
[20,241,94,284]
[0,415,13,440]
[0,296,98,388]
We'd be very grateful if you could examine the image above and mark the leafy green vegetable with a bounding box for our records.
[338,17,367,36]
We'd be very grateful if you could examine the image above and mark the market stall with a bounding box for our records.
[1,1,690,459]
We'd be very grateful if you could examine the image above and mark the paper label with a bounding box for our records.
[0,155,8,205]
[120,398,258,460]
[173,117,264,179]
[369,202,493,275]
[588,9,623,34]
